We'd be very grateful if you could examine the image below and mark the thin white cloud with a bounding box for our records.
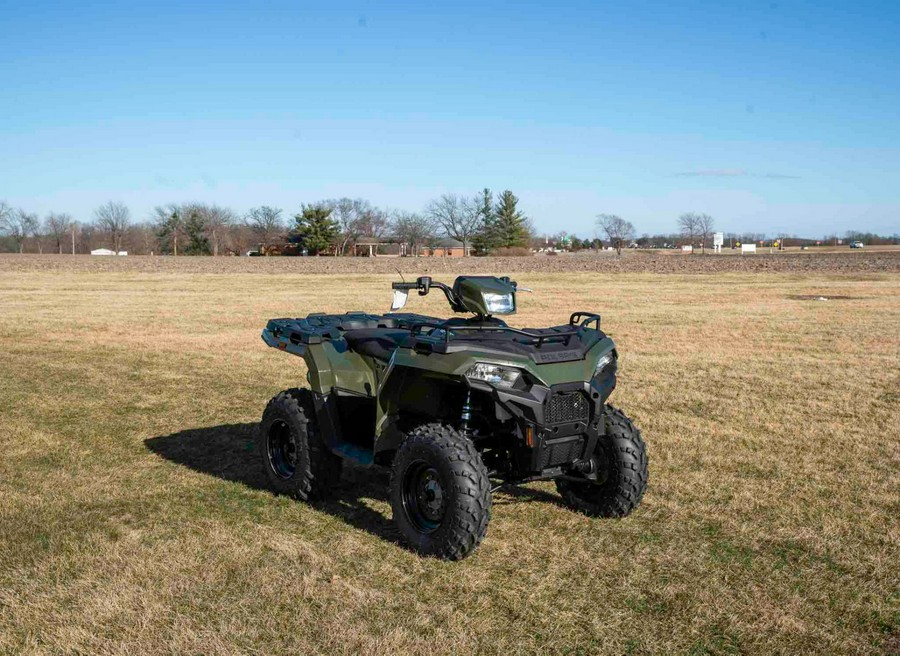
[676,169,748,177]
[675,169,801,179]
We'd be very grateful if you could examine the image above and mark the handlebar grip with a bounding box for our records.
[392,282,418,290]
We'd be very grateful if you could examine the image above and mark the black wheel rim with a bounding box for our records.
[401,460,447,534]
[267,419,297,479]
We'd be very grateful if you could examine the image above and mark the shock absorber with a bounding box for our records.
[460,389,473,436]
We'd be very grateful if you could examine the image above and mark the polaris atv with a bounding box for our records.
[259,275,647,559]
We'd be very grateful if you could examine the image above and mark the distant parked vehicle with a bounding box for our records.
[850,241,864,249]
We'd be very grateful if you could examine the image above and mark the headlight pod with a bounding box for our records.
[594,352,616,377]
[465,362,522,389]
[482,292,515,314]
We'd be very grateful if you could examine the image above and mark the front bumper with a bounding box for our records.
[473,367,617,476]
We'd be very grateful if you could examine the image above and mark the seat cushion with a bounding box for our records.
[343,329,407,361]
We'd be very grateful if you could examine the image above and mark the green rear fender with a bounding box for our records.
[305,341,377,395]
[261,328,377,396]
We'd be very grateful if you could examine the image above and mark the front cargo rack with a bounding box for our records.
[409,312,601,348]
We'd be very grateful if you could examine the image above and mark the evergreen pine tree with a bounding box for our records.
[493,190,530,248]
[184,211,211,255]
[157,210,185,255]
[472,188,497,254]
[293,204,340,255]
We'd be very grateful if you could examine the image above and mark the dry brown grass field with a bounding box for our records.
[1,256,898,654]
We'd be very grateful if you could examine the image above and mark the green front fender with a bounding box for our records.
[374,337,616,438]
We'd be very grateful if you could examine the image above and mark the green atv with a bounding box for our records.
[259,275,648,559]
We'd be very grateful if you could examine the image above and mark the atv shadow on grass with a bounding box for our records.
[144,423,564,550]
[145,423,401,547]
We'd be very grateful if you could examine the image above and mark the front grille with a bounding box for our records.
[545,391,589,425]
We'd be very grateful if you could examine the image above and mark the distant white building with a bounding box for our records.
[91,248,127,256]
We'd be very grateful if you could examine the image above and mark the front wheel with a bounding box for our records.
[556,405,648,517]
[389,424,492,560]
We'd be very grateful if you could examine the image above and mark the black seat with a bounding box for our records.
[343,329,407,361]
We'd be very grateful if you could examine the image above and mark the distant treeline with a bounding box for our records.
[1,196,897,255]
[0,190,534,256]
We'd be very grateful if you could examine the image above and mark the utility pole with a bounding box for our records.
[71,223,76,254]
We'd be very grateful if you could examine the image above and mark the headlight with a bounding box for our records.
[465,362,522,389]
[483,292,515,314]
[594,352,616,377]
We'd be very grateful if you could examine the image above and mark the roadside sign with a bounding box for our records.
[713,232,724,247]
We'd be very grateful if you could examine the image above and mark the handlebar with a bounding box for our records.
[392,276,431,293]
[392,276,462,309]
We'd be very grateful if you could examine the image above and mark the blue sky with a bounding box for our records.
[1,1,898,237]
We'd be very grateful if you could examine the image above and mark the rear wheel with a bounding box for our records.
[258,388,342,500]
[389,424,492,560]
[556,405,648,517]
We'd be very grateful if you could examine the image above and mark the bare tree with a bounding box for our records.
[426,194,481,256]
[678,213,700,251]
[229,222,256,256]
[94,201,131,254]
[596,214,636,255]
[79,222,100,253]
[695,213,715,253]
[245,206,284,247]
[320,198,391,255]
[7,210,40,254]
[128,221,157,255]
[360,206,390,241]
[22,212,42,253]
[44,213,72,254]
[392,211,435,257]
[325,198,373,255]
[199,204,236,256]
[0,202,28,253]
